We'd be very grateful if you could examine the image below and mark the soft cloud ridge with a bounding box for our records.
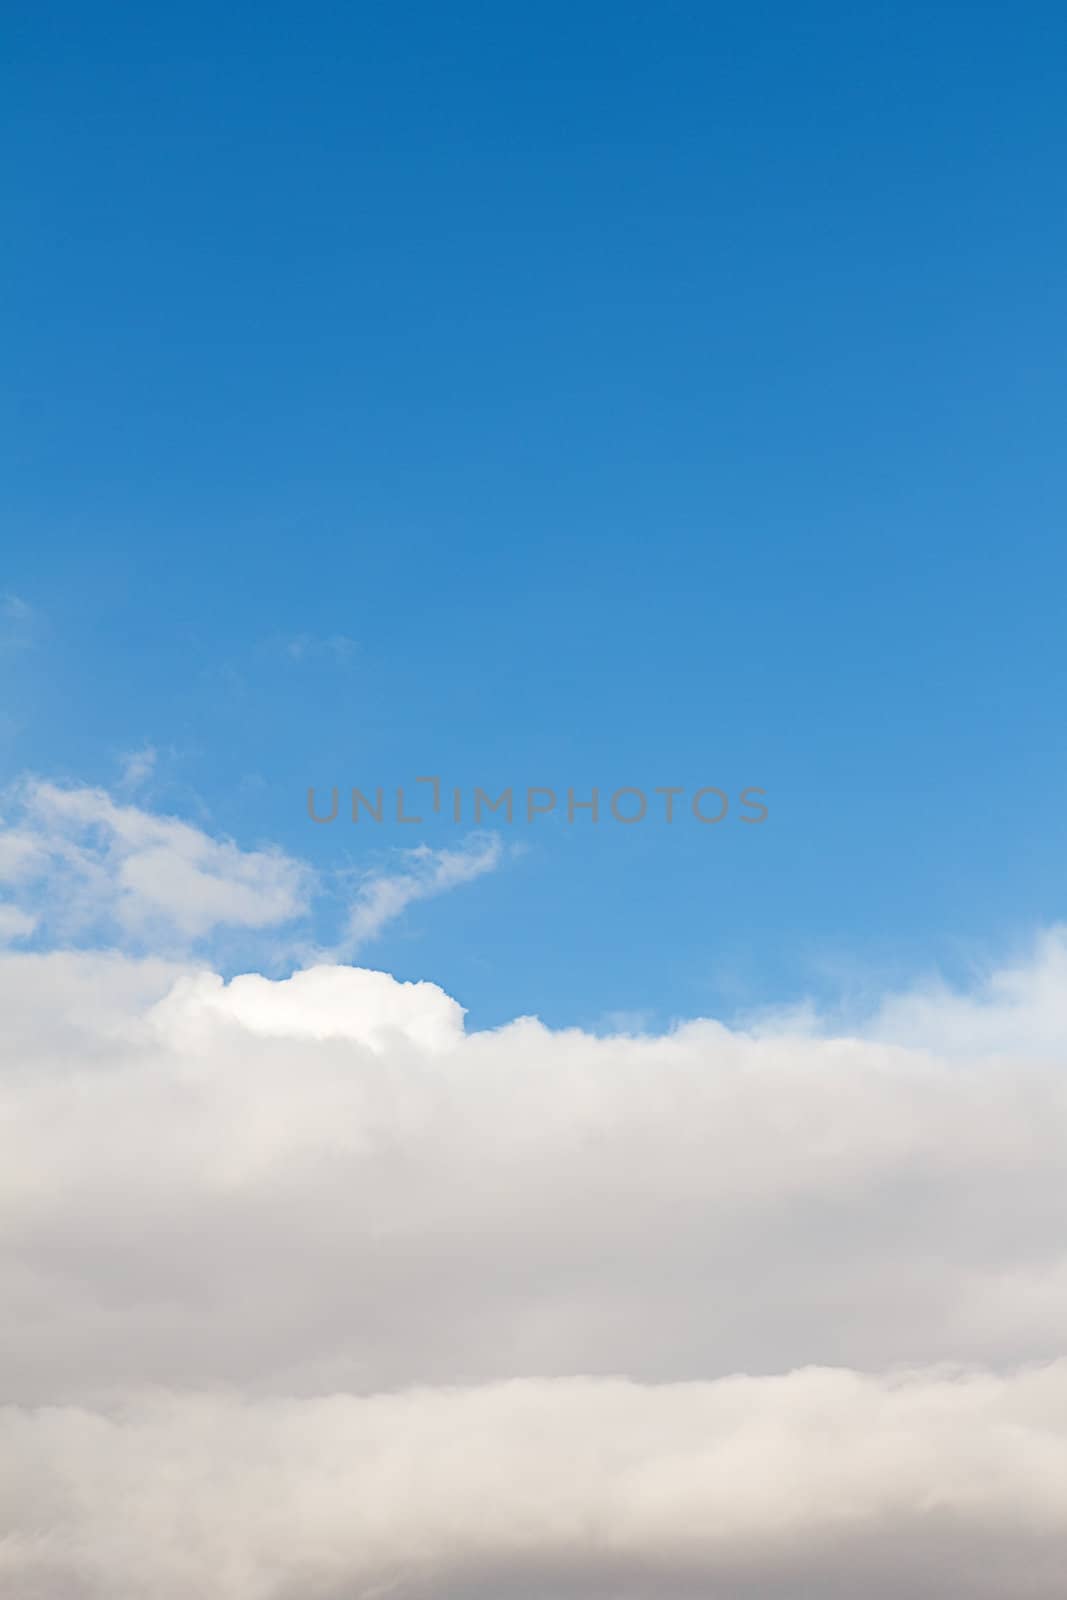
[1,908,1067,1593]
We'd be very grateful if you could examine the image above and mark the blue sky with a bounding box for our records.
[4,1,1067,1028]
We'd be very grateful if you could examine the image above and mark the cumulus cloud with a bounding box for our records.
[0,779,313,948]
[156,961,466,1053]
[1,926,1067,1594]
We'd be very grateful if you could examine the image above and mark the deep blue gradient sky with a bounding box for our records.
[4,2,1066,1027]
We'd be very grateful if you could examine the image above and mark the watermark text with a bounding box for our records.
[307,779,768,826]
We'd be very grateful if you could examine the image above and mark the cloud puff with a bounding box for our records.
[156,962,466,1053]
[0,780,313,947]
[1,929,1067,1594]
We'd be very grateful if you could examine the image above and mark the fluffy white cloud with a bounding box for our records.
[0,780,506,959]
[869,926,1067,1059]
[156,962,466,1053]
[1,927,1067,1594]
[0,780,312,946]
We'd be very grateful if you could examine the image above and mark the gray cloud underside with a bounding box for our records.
[2,935,1067,1596]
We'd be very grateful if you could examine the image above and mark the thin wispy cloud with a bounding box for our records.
[281,632,358,666]
[0,592,39,653]
[117,744,158,791]
[340,832,505,953]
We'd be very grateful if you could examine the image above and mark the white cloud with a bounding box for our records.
[0,781,506,959]
[7,938,1067,1402]
[0,903,36,943]
[0,823,48,884]
[155,962,466,1054]
[1,930,1067,1593]
[340,832,504,952]
[0,779,313,947]
[3,777,1067,1595]
[868,927,1067,1059]
[3,1362,1067,1600]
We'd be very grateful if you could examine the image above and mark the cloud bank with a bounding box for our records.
[1,898,1066,1593]
[5,1365,1067,1600]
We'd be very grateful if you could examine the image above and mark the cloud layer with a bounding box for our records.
[5,1364,1067,1600]
[1,919,1067,1594]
